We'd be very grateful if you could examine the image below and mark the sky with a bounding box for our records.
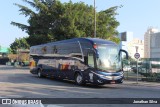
[1,0,160,47]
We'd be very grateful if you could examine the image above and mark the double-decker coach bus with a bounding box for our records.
[30,38,128,85]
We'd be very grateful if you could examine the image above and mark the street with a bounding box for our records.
[0,65,160,107]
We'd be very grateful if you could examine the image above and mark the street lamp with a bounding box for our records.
[94,0,96,38]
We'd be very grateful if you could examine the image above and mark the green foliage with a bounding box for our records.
[141,73,160,82]
[7,48,12,54]
[11,0,121,46]
[10,37,30,54]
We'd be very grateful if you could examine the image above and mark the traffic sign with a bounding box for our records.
[134,53,140,59]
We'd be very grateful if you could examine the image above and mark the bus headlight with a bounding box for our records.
[119,71,124,76]
[98,74,112,80]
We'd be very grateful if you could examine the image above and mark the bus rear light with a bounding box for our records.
[30,60,36,67]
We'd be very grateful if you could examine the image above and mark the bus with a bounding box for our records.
[29,38,128,85]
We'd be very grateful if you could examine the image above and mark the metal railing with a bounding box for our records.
[123,58,160,82]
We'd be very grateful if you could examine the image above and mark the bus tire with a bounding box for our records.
[37,69,43,78]
[75,73,85,85]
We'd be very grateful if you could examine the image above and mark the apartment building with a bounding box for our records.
[150,32,160,58]
[118,32,133,56]
[144,28,159,58]
[127,38,144,59]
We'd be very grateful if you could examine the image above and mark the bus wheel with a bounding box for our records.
[75,73,84,85]
[38,69,43,78]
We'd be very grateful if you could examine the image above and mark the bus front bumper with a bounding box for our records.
[96,75,124,84]
[90,71,124,85]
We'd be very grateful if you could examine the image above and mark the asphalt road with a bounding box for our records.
[0,65,160,107]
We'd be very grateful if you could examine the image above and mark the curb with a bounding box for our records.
[123,81,160,87]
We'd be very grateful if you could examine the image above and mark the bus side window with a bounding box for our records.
[88,52,94,67]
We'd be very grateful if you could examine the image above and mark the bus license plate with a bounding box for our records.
[111,81,115,84]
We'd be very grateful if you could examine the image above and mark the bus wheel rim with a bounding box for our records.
[38,71,41,77]
[77,75,82,83]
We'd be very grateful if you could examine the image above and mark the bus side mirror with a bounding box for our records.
[119,49,128,70]
[118,49,128,60]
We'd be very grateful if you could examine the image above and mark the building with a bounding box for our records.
[127,38,144,59]
[118,31,133,57]
[149,32,160,73]
[150,32,160,58]
[119,32,144,59]
[144,28,159,58]
[0,47,9,57]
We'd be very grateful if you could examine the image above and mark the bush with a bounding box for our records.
[141,73,160,82]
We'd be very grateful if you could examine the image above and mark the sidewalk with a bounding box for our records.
[123,80,160,87]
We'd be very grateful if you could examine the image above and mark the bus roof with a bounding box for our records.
[31,38,117,47]
[85,38,117,45]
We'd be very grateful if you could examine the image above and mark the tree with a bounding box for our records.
[97,6,120,43]
[11,0,121,46]
[10,37,30,54]
[7,48,12,54]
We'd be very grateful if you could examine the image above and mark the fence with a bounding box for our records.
[123,58,160,82]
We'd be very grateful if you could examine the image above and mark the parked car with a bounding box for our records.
[131,67,143,73]
[123,66,132,72]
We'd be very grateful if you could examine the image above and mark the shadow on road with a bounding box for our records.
[1,71,120,89]
[0,65,121,89]
[29,75,121,89]
[0,65,122,98]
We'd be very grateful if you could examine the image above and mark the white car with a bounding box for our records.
[123,66,132,71]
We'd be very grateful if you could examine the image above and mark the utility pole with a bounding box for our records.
[94,0,96,38]
[135,46,139,84]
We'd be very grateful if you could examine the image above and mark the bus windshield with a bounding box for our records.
[97,45,121,72]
